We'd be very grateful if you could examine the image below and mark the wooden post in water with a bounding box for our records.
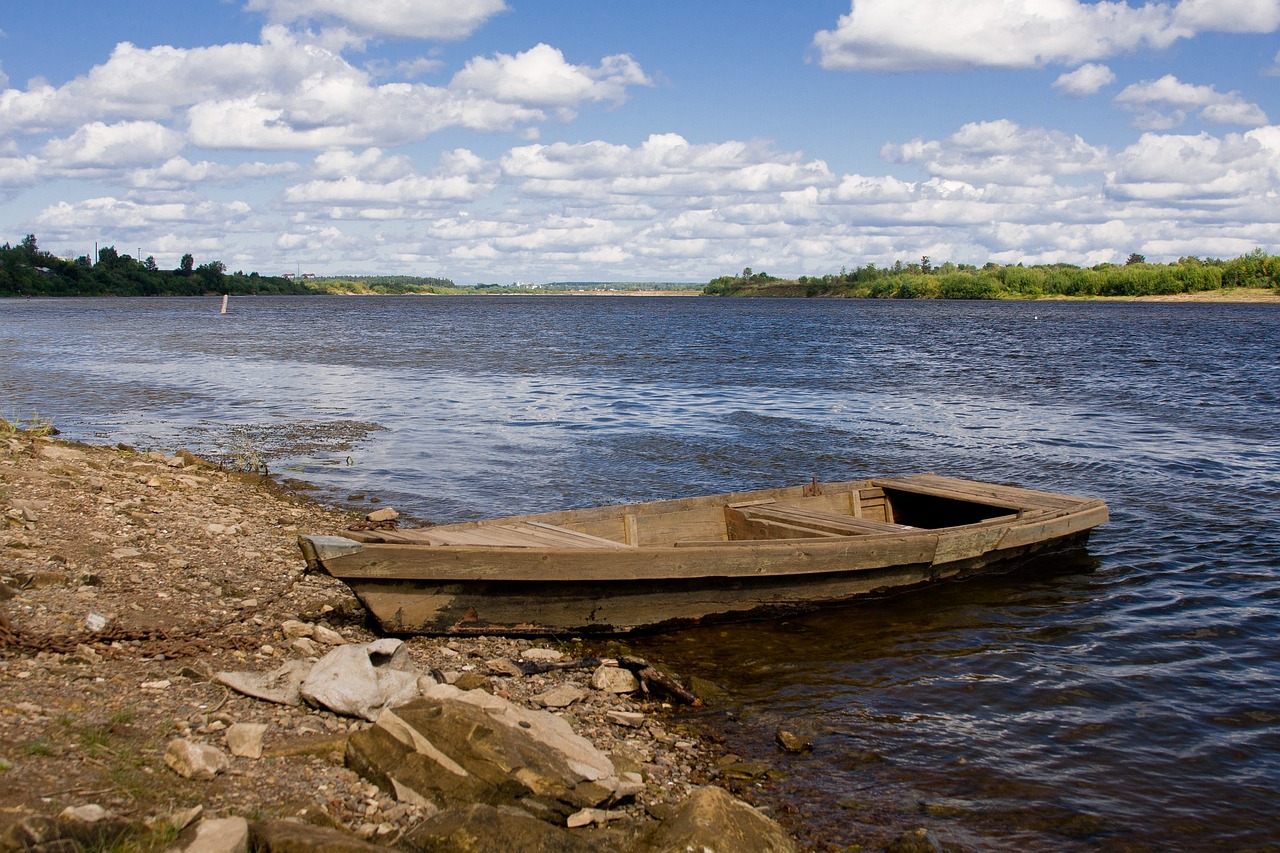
[220,294,228,315]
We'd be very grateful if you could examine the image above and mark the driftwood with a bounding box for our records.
[512,655,701,706]
[618,655,701,706]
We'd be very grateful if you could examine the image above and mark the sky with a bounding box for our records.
[0,1,1277,284]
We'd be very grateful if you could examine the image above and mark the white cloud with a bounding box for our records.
[1108,128,1280,200]
[283,147,495,209]
[123,157,299,190]
[0,29,649,151]
[1173,0,1280,32]
[30,197,255,235]
[500,133,834,202]
[813,0,1280,72]
[243,0,507,41]
[1115,74,1270,127]
[882,120,1109,185]
[450,44,650,109]
[41,121,184,169]
[1053,64,1116,97]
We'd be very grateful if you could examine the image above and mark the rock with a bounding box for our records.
[311,625,345,645]
[775,729,813,753]
[216,660,311,706]
[591,664,640,694]
[402,803,596,853]
[521,647,565,662]
[300,639,424,721]
[59,804,109,824]
[226,722,269,758]
[485,657,524,677]
[280,620,313,639]
[164,738,230,780]
[636,786,797,853]
[3,807,135,852]
[184,816,250,853]
[345,685,622,818]
[885,827,946,853]
[292,637,320,656]
[452,672,491,692]
[365,508,399,523]
[605,709,645,728]
[532,683,586,708]
[251,818,385,852]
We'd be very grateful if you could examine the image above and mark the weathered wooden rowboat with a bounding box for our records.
[298,474,1107,636]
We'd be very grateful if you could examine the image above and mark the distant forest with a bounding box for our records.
[0,235,453,297]
[705,251,1280,298]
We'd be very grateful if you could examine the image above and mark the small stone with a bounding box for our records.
[292,637,320,656]
[185,817,249,853]
[521,647,564,662]
[281,620,314,639]
[776,729,813,753]
[485,658,523,677]
[605,710,645,728]
[532,684,586,708]
[226,722,269,758]
[591,664,640,694]
[311,625,345,645]
[164,738,229,780]
[59,804,110,823]
[366,508,399,523]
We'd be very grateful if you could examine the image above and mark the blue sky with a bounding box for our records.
[1,0,1277,283]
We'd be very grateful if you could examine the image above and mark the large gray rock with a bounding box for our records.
[345,684,622,820]
[636,786,797,853]
[400,803,597,853]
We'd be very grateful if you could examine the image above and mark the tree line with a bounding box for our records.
[0,235,454,297]
[704,251,1280,298]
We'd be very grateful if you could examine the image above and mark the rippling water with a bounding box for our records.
[3,295,1278,850]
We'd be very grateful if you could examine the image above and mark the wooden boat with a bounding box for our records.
[298,474,1107,636]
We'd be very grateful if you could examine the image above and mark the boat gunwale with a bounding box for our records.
[305,499,1108,583]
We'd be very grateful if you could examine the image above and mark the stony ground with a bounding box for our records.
[0,429,742,850]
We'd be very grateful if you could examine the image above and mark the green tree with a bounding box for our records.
[179,253,194,276]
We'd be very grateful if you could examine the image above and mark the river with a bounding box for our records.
[2,295,1277,850]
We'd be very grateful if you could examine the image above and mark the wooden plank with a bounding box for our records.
[734,504,914,536]
[517,521,632,549]
[317,533,939,582]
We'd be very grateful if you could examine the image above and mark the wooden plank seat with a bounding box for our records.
[726,503,914,541]
[404,521,631,549]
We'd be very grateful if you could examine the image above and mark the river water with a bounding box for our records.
[2,295,1278,850]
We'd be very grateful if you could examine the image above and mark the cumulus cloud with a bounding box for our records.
[282,147,495,209]
[500,133,834,202]
[451,44,650,110]
[1053,64,1116,97]
[813,0,1280,71]
[1115,74,1269,127]
[882,120,1109,185]
[1108,128,1280,200]
[0,28,650,153]
[243,0,507,41]
[41,121,184,169]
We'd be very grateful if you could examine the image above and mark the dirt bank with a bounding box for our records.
[0,429,738,849]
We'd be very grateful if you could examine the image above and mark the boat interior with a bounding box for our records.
[347,476,1060,550]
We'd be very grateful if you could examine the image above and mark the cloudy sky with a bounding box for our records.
[1,0,1277,283]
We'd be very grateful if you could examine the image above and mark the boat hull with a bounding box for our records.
[336,532,1091,636]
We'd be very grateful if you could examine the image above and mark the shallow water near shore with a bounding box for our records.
[4,295,1278,850]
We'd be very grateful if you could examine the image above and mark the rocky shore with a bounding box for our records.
[0,429,799,852]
